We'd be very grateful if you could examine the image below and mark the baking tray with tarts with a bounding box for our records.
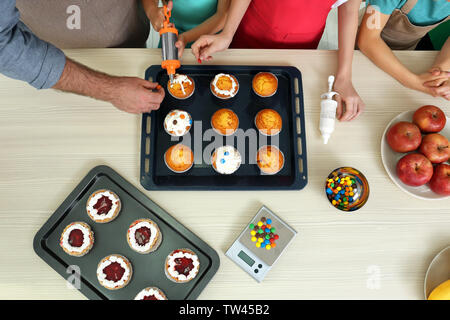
[33,165,220,300]
[141,65,308,191]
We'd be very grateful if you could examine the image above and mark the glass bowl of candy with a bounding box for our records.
[325,167,370,212]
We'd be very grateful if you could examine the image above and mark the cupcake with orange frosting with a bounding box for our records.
[210,73,239,99]
[255,109,282,136]
[256,145,284,175]
[164,144,194,173]
[211,108,239,136]
[167,74,195,99]
[252,72,278,97]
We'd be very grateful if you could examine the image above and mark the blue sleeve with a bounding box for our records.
[0,0,66,89]
[366,0,402,15]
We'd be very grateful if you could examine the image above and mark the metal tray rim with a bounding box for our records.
[140,65,308,191]
[33,165,220,300]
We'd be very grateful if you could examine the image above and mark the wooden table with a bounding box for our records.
[0,49,448,300]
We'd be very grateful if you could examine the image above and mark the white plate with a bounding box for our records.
[380,110,450,200]
[424,246,450,299]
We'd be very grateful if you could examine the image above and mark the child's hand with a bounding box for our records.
[191,33,233,62]
[423,67,450,88]
[429,80,450,100]
[175,34,186,59]
[406,71,449,97]
[333,77,365,121]
[146,0,173,32]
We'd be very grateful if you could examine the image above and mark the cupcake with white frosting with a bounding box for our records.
[163,109,192,137]
[97,254,132,290]
[59,221,94,257]
[135,287,168,300]
[127,218,162,254]
[211,145,242,175]
[165,248,200,283]
[86,189,121,223]
[167,74,195,99]
[210,73,239,99]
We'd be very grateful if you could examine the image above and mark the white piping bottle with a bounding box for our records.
[320,75,339,144]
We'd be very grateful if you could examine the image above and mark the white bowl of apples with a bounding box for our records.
[381,105,449,200]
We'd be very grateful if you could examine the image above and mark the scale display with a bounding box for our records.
[226,206,297,282]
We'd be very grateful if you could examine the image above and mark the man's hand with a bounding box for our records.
[191,32,233,62]
[109,77,165,114]
[144,0,173,32]
[333,77,365,121]
[53,58,165,114]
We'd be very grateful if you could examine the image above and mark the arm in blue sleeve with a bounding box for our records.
[0,0,66,89]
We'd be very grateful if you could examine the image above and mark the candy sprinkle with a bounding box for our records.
[326,173,360,210]
[250,217,279,249]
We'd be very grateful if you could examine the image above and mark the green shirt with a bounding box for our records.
[367,0,450,26]
[171,0,218,47]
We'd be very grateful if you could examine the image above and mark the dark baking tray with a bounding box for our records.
[141,65,308,190]
[33,165,220,300]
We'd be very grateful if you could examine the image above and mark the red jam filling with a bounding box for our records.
[68,229,84,247]
[103,262,125,282]
[93,195,113,215]
[143,295,158,300]
[135,226,151,246]
[174,256,194,276]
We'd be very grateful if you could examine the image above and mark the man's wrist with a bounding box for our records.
[54,58,119,103]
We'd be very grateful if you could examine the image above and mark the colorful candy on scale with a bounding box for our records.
[248,217,279,250]
[326,175,359,210]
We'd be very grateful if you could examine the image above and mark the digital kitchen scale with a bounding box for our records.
[226,206,297,282]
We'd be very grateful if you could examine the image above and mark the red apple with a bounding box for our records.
[419,133,450,164]
[413,105,447,133]
[386,121,422,153]
[429,163,450,196]
[396,153,433,186]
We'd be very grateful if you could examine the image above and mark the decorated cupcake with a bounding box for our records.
[164,144,194,173]
[165,248,200,283]
[86,190,121,223]
[164,109,192,137]
[256,145,285,175]
[211,145,242,175]
[211,108,239,136]
[135,287,168,300]
[97,254,132,290]
[210,73,239,99]
[167,74,195,99]
[127,218,162,254]
[255,109,282,136]
[252,72,278,97]
[59,221,94,257]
